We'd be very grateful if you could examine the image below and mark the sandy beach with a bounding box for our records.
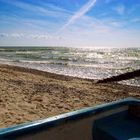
[0,64,140,128]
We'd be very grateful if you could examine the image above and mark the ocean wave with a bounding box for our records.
[0,58,14,62]
[6,59,134,71]
[16,51,41,54]
[68,63,132,70]
[0,48,6,51]
[17,60,51,64]
[24,60,131,70]
[17,60,70,66]
[118,56,140,61]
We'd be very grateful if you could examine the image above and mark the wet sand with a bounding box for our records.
[0,64,140,128]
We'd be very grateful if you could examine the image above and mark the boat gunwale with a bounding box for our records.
[0,97,140,138]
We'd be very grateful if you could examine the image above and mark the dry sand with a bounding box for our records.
[0,64,140,128]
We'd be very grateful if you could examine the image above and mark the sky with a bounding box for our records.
[0,0,140,47]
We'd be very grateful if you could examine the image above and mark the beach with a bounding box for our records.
[0,64,140,128]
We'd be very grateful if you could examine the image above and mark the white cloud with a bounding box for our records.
[0,33,25,38]
[131,18,140,23]
[11,33,24,38]
[0,33,61,41]
[0,33,9,38]
[115,5,125,15]
[29,34,48,39]
[59,0,97,32]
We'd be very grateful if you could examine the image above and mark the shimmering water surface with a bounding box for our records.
[0,47,140,86]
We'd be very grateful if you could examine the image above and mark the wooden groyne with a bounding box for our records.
[97,69,140,83]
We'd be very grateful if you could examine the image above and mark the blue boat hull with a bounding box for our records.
[0,97,140,140]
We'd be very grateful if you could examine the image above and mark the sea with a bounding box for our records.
[0,47,140,86]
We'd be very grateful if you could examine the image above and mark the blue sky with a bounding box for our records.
[0,0,140,47]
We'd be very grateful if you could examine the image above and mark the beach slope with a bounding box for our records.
[0,64,140,128]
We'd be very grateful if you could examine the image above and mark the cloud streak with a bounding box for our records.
[0,0,70,18]
[59,0,97,32]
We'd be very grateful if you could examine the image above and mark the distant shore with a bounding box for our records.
[0,64,140,128]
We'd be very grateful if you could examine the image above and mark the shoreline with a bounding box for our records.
[0,64,140,128]
[1,63,140,87]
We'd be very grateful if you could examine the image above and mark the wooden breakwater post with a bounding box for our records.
[97,69,140,83]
